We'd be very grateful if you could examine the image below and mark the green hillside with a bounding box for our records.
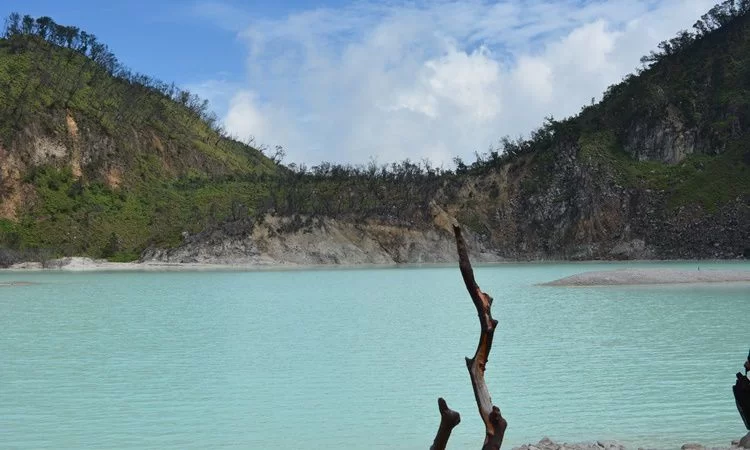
[251,1,750,259]
[1,2,749,264]
[265,0,750,231]
[0,15,281,261]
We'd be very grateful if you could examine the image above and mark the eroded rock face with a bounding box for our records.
[625,121,698,164]
[507,143,630,259]
[470,138,749,260]
[623,106,704,165]
[140,138,750,264]
[140,214,501,265]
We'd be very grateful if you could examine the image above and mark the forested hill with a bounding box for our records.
[1,2,750,265]
[0,14,282,261]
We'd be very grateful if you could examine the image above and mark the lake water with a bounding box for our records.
[1,261,749,449]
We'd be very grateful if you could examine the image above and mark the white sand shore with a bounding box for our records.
[4,259,750,280]
[2,257,402,272]
[0,281,34,287]
[542,268,750,286]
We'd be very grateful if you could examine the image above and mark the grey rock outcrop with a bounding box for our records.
[739,432,750,449]
[512,437,625,450]
[141,213,501,266]
[141,136,750,264]
[479,138,749,260]
[623,106,706,165]
[513,438,743,450]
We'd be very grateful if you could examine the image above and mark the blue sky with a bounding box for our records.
[1,0,247,85]
[1,0,717,166]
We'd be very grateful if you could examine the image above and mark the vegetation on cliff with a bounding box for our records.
[0,14,280,261]
[245,0,750,225]
[1,1,749,264]
[261,0,750,259]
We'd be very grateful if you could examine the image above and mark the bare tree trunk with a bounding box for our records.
[431,224,507,449]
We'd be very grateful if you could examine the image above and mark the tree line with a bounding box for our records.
[2,13,223,135]
[2,0,748,183]
[640,0,750,65]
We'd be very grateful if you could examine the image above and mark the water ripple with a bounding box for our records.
[0,263,749,449]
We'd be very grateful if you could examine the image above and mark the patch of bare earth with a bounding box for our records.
[66,111,82,178]
[104,167,123,189]
[0,145,25,220]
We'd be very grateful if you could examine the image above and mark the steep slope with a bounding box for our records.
[2,4,750,266]
[151,1,750,263]
[0,20,280,262]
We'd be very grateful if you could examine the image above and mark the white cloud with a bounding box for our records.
[196,0,716,166]
[514,57,553,104]
[185,78,240,119]
[223,91,267,143]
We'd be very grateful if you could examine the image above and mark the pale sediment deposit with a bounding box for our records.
[5,257,263,272]
[542,268,750,286]
[0,280,34,287]
[7,257,138,271]
[139,213,502,266]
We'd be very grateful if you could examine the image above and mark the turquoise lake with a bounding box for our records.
[1,261,749,449]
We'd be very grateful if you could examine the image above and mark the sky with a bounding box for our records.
[2,0,717,167]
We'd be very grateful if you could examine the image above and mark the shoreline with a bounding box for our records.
[511,436,749,450]
[1,257,750,274]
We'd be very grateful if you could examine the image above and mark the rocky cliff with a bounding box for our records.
[458,138,750,260]
[141,206,501,265]
[145,134,747,265]
[3,6,750,265]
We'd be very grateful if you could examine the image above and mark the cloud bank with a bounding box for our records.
[196,0,715,166]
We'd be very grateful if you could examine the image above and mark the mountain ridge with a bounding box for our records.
[1,4,749,266]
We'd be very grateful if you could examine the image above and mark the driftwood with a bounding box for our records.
[432,225,507,449]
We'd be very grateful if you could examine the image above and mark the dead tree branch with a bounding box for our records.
[430,397,461,450]
[431,224,507,449]
[457,224,507,449]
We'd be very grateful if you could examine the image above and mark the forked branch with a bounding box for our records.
[454,224,507,450]
[431,225,507,449]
